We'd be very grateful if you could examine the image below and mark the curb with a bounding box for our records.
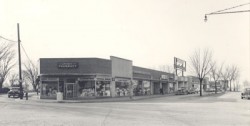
[28,94,175,103]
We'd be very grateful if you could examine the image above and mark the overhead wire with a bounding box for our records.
[0,34,33,65]
[0,35,17,43]
[21,43,33,65]
[206,2,250,15]
[204,2,250,21]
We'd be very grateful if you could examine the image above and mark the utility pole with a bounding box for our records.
[17,23,23,99]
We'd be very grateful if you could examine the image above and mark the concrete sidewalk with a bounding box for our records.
[27,93,175,103]
[3,91,226,104]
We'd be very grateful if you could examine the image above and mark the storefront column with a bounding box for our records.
[110,80,116,97]
[167,82,170,94]
[175,81,178,91]
[150,81,153,95]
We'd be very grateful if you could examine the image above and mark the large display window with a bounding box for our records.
[133,80,143,96]
[143,81,151,95]
[133,80,151,96]
[41,81,58,98]
[115,81,130,96]
[96,81,111,97]
[78,81,95,97]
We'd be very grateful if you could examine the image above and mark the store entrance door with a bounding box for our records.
[65,83,74,99]
[154,82,160,94]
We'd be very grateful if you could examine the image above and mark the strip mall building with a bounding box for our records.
[38,56,189,100]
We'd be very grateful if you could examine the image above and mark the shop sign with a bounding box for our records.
[161,75,168,80]
[58,62,78,69]
[97,78,111,81]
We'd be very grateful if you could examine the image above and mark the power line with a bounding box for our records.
[206,2,250,15]
[204,2,250,22]
[21,43,33,64]
[0,35,17,43]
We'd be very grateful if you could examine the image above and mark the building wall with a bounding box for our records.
[39,58,111,75]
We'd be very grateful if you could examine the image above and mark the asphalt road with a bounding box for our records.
[0,92,249,126]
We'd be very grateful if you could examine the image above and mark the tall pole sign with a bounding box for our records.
[17,23,23,99]
[174,57,186,76]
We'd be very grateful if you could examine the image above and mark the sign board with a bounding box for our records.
[160,75,168,80]
[174,57,186,71]
[57,62,79,69]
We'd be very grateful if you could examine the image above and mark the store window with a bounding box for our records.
[133,80,143,96]
[143,81,151,95]
[115,81,129,96]
[78,81,95,97]
[96,81,111,97]
[41,81,58,97]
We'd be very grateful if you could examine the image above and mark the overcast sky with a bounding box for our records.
[0,0,249,82]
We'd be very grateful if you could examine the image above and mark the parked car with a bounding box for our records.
[241,88,250,100]
[175,88,189,95]
[7,87,23,98]
[188,88,197,94]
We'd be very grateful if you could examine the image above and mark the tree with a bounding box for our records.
[190,48,213,96]
[158,65,175,73]
[228,65,239,91]
[243,80,250,88]
[221,66,230,91]
[9,73,19,87]
[23,61,38,91]
[209,61,223,93]
[232,68,240,91]
[0,42,15,89]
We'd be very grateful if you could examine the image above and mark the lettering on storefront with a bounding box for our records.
[160,75,168,80]
[57,62,79,69]
[96,78,111,81]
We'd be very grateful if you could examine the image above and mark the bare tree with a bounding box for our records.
[209,61,223,93]
[228,65,238,91]
[158,65,175,73]
[232,68,240,91]
[0,42,16,89]
[243,80,250,88]
[23,61,38,91]
[190,48,213,96]
[221,66,230,91]
[9,73,19,87]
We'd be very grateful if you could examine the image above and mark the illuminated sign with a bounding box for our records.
[57,62,78,69]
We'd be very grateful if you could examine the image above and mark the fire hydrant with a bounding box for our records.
[25,92,28,100]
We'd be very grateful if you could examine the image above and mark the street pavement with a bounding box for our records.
[0,92,249,126]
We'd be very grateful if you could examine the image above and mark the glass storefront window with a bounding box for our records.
[96,81,111,97]
[133,80,143,96]
[78,81,95,97]
[41,81,58,97]
[115,81,129,96]
[133,80,151,96]
[143,81,151,95]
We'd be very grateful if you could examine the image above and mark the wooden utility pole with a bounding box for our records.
[17,23,23,99]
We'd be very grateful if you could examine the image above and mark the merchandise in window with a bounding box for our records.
[78,81,95,97]
[115,81,129,96]
[143,81,151,95]
[41,81,58,97]
[133,80,143,96]
[96,81,111,97]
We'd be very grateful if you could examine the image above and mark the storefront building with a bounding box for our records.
[186,76,209,91]
[38,56,175,100]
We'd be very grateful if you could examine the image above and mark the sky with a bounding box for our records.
[0,0,249,83]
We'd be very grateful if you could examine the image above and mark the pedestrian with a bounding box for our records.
[160,88,164,95]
